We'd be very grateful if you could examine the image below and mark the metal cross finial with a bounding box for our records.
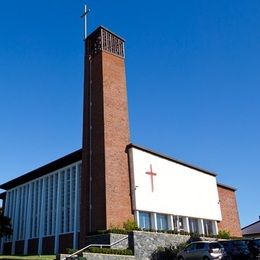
[81,4,90,40]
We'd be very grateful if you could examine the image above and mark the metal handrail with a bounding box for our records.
[64,235,129,260]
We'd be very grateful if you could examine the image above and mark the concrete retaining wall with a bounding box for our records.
[132,231,190,260]
[58,231,216,260]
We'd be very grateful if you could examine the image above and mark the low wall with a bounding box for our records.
[58,253,135,260]
[132,231,190,260]
[58,231,216,260]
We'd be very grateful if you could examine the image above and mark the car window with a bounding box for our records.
[210,242,222,249]
[220,242,229,247]
[185,243,196,251]
[196,243,205,249]
[253,240,260,246]
[233,240,247,247]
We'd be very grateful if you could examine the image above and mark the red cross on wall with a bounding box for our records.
[145,164,157,192]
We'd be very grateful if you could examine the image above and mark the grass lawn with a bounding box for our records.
[0,256,56,260]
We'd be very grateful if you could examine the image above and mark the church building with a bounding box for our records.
[0,26,241,255]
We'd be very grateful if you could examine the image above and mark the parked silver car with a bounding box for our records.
[177,241,227,260]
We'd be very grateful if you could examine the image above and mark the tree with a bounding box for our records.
[0,211,13,238]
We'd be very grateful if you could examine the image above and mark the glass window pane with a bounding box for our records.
[139,211,151,229]
[203,219,213,235]
[196,243,205,249]
[156,214,168,230]
[189,218,199,233]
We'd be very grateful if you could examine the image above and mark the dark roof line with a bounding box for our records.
[217,182,237,191]
[126,143,217,177]
[0,149,82,190]
[242,220,260,230]
[1,143,237,192]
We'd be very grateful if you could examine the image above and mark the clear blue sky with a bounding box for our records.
[0,0,259,228]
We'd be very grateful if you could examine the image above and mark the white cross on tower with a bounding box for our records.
[81,4,90,40]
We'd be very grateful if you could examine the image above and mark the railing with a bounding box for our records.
[64,235,129,260]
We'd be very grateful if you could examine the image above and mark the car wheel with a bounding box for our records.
[178,257,184,260]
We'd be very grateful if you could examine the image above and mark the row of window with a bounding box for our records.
[138,211,216,235]
[4,162,81,242]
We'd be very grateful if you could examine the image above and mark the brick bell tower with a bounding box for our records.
[80,26,133,245]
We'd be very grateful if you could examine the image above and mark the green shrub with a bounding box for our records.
[87,247,133,255]
[65,248,78,254]
[142,228,157,232]
[107,219,140,234]
[108,227,129,234]
[166,229,179,234]
[176,242,187,252]
[123,219,139,231]
[151,244,186,260]
[179,230,190,236]
[187,232,202,243]
[218,230,231,239]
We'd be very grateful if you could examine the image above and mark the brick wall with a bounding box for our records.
[217,184,242,237]
[15,240,24,255]
[59,233,73,253]
[80,27,133,246]
[102,51,133,228]
[42,236,55,254]
[3,242,12,255]
[28,238,39,254]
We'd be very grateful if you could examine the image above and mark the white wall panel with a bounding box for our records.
[129,148,222,221]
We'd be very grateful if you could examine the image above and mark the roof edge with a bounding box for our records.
[0,149,82,190]
[217,182,237,191]
[126,143,217,177]
[242,220,260,230]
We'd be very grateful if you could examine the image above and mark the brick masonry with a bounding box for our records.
[3,242,12,255]
[59,233,74,254]
[80,27,133,246]
[28,238,39,254]
[14,241,24,255]
[42,236,55,254]
[217,184,242,237]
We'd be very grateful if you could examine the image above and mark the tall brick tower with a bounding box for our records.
[80,26,133,245]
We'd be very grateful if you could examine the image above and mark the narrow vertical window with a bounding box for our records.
[44,177,49,236]
[60,171,65,233]
[189,218,199,234]
[139,211,151,230]
[203,219,213,235]
[156,214,168,231]
[66,168,71,232]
